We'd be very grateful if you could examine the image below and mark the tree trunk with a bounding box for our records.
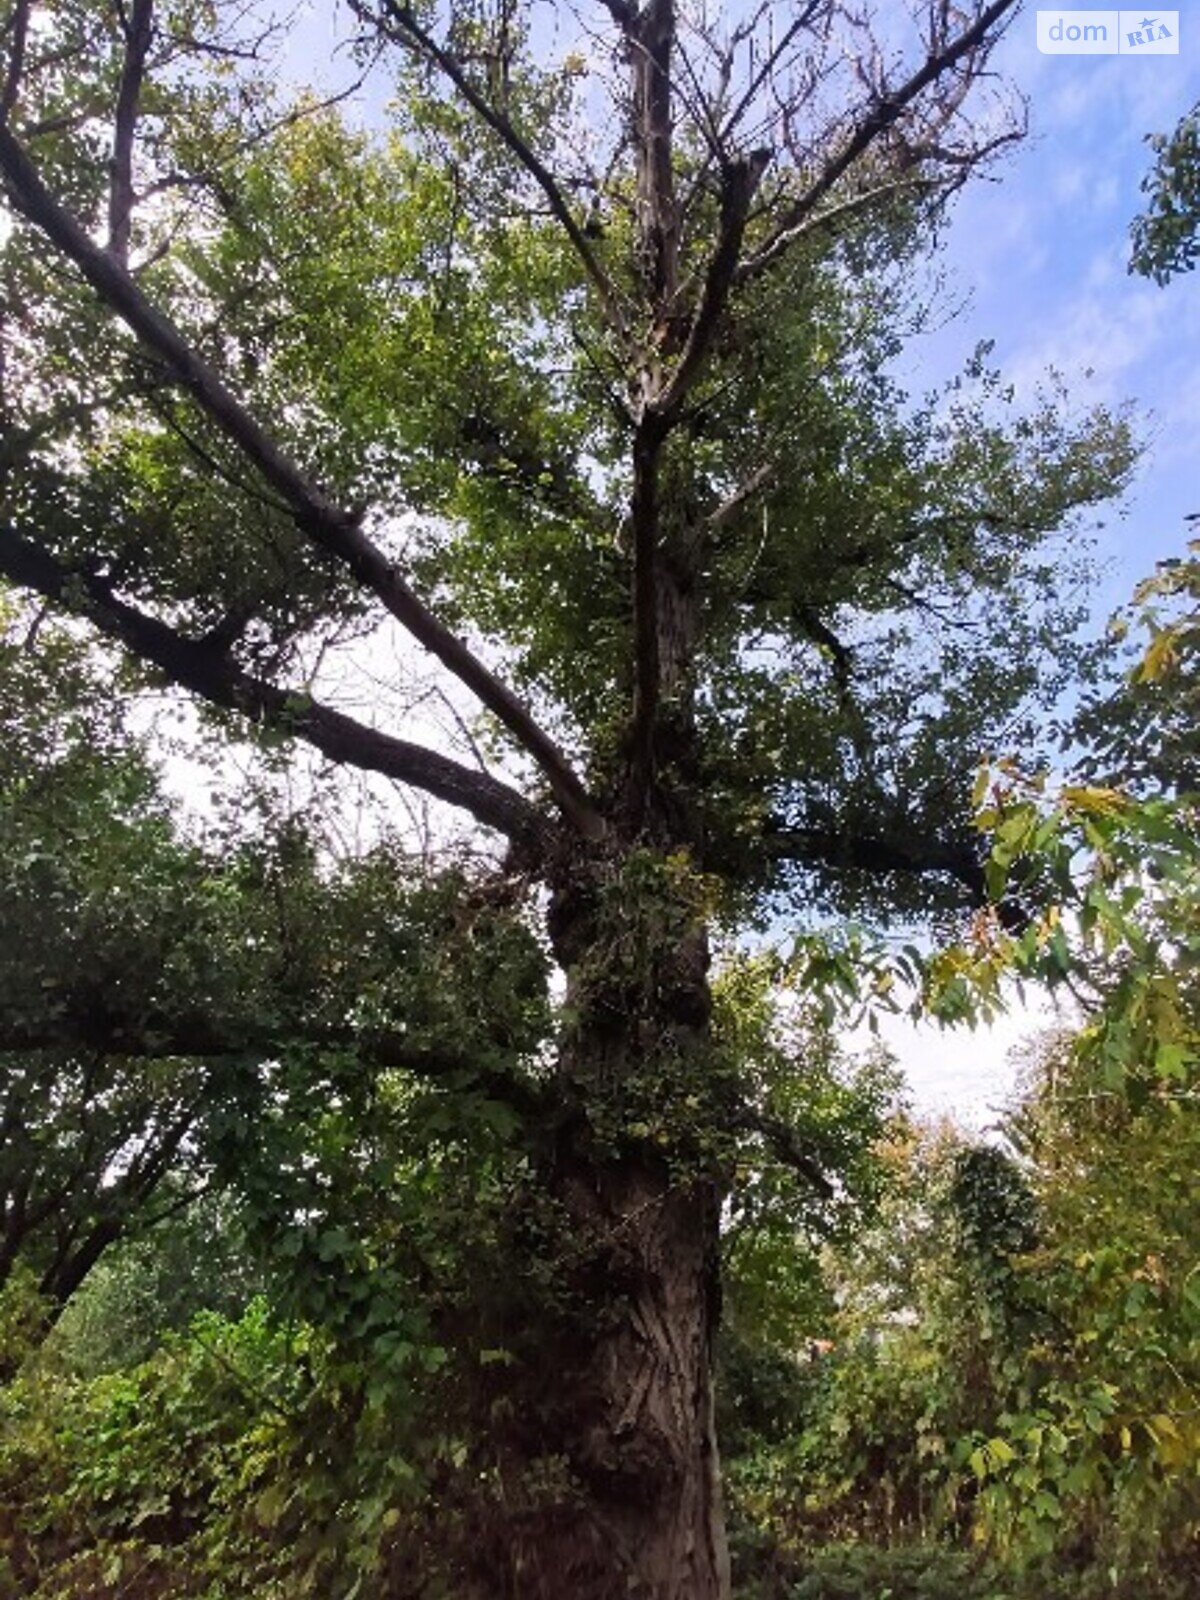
[493,1166,730,1600]
[504,1153,729,1600]
[469,859,732,1600]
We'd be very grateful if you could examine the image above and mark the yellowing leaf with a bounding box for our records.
[1061,785,1128,818]
[1135,626,1181,683]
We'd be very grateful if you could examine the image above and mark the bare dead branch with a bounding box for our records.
[753,171,936,253]
[670,29,725,163]
[703,460,777,536]
[631,0,679,314]
[739,0,1020,283]
[715,4,825,156]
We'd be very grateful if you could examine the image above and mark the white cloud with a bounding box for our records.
[1002,258,1197,408]
[1052,161,1089,203]
[858,993,1062,1132]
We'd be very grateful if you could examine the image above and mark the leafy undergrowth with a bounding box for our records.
[734,1541,1199,1600]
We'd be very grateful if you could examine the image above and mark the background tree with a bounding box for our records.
[870,527,1200,1589]
[1131,98,1200,285]
[0,3,1140,1594]
[1073,538,1200,795]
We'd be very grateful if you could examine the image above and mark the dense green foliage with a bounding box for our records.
[3,551,1197,1596]
[0,2,1196,1596]
[720,549,1200,1597]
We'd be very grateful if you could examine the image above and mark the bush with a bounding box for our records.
[786,1545,1012,1600]
[731,1540,1200,1600]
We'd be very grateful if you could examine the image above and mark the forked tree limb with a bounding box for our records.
[0,121,605,839]
[654,147,769,420]
[0,520,549,845]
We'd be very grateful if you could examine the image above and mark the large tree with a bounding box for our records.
[0,2,1136,1594]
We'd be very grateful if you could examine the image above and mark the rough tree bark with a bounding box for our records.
[484,852,730,1600]
[536,1145,729,1600]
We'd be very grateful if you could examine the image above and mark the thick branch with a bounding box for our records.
[0,520,547,844]
[751,172,935,259]
[739,0,1018,282]
[629,414,667,789]
[765,821,1026,930]
[0,0,31,119]
[765,821,979,883]
[654,148,769,419]
[618,5,685,803]
[0,1017,551,1122]
[42,1214,122,1307]
[703,459,776,536]
[793,603,852,694]
[0,121,604,838]
[108,0,154,266]
[632,0,679,313]
[730,1105,834,1198]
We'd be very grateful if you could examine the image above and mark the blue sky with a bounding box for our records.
[911,13,1197,606]
[280,4,1197,1125]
